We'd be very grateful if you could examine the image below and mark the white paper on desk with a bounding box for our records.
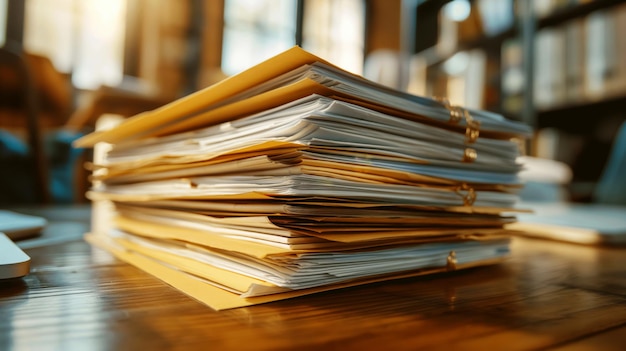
[115,203,514,235]
[114,199,522,220]
[305,127,516,171]
[302,63,530,135]
[309,99,523,163]
[112,208,515,256]
[117,199,290,215]
[103,95,324,164]
[74,47,531,149]
[110,229,510,292]
[115,206,324,246]
[98,155,296,184]
[115,204,286,229]
[307,104,521,170]
[100,148,521,190]
[91,97,524,197]
[509,202,626,245]
[177,61,529,136]
[301,151,520,185]
[96,174,518,208]
[94,142,303,181]
[102,95,522,170]
[318,97,520,158]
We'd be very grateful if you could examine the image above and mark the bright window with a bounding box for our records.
[221,0,365,76]
[302,0,365,75]
[0,0,6,47]
[24,0,127,90]
[221,0,298,76]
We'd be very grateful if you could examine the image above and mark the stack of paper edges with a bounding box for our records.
[77,47,531,310]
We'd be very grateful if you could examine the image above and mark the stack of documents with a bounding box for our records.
[76,47,531,310]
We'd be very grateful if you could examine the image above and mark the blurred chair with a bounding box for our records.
[62,79,173,202]
[1,43,172,204]
[594,121,626,205]
[1,43,86,204]
[65,79,172,132]
[0,44,50,203]
[63,78,172,199]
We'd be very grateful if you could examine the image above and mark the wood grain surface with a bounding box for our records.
[1,206,625,350]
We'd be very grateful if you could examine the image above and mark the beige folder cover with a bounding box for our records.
[85,232,502,310]
[74,47,336,147]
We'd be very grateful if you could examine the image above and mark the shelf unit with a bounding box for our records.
[404,0,626,195]
[406,0,625,122]
[537,0,625,28]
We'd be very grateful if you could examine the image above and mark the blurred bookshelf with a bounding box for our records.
[406,0,626,200]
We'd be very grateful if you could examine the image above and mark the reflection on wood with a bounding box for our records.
[1,206,625,350]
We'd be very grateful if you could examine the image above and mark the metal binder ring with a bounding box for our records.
[433,96,481,145]
[446,251,458,271]
[462,148,477,163]
[455,183,476,206]
[449,106,464,124]
[464,114,480,144]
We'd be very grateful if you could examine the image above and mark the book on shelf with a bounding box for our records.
[563,18,585,102]
[585,9,616,100]
[501,38,524,114]
[534,28,567,110]
[529,3,626,111]
[604,2,626,98]
[76,46,532,310]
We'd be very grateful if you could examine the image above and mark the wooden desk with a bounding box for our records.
[1,206,625,350]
